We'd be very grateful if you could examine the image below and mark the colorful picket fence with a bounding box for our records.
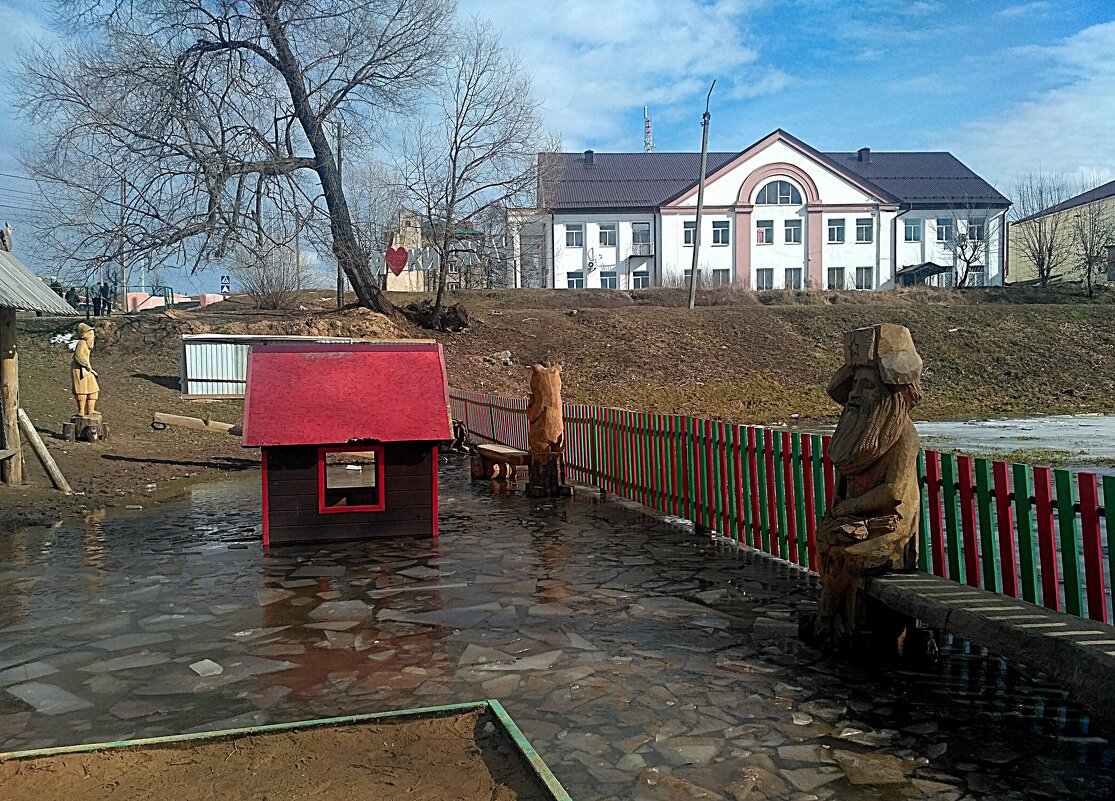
[449,389,1114,626]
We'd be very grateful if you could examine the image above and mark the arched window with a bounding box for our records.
[755,180,803,205]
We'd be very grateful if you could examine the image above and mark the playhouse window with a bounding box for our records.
[318,446,385,513]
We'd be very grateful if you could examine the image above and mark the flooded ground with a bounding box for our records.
[914,415,1115,472]
[1,461,1113,800]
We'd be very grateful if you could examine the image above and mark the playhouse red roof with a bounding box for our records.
[241,342,451,448]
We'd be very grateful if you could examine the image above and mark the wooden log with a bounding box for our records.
[16,408,72,495]
[528,452,573,497]
[152,412,242,436]
[0,307,21,486]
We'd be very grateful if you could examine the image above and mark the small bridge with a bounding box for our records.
[450,388,1115,723]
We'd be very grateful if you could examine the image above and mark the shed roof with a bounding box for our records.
[242,342,451,448]
[1015,178,1115,223]
[0,252,78,315]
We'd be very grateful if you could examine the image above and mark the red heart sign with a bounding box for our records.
[386,247,408,276]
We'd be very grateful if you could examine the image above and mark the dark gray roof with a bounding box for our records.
[544,138,1009,210]
[830,152,1010,207]
[0,251,78,315]
[1016,178,1115,223]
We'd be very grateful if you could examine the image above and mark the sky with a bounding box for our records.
[1,0,1114,292]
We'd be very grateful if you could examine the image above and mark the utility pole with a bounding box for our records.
[687,81,715,311]
[335,121,344,310]
[119,176,128,313]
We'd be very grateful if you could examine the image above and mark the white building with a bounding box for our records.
[514,129,1010,290]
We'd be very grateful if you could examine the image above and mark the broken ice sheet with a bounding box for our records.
[190,659,224,677]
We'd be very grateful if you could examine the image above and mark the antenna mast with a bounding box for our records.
[643,106,654,153]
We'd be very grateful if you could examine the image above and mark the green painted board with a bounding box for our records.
[1054,468,1082,617]
[810,434,826,531]
[725,424,739,540]
[739,427,754,542]
[756,432,770,553]
[773,434,788,560]
[940,454,963,583]
[974,458,999,593]
[916,451,931,572]
[1013,463,1039,604]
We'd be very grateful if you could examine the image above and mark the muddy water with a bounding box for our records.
[0,462,1112,800]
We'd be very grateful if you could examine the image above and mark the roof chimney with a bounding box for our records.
[583,149,594,166]
[857,147,871,163]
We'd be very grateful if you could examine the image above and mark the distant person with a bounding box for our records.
[64,287,79,308]
[99,282,113,316]
[92,289,102,316]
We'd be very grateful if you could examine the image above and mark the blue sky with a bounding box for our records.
[1,0,1114,291]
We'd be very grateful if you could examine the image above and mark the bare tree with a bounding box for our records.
[230,238,301,309]
[17,0,453,316]
[1011,171,1074,287]
[1070,177,1115,299]
[396,20,550,327]
[937,201,1005,287]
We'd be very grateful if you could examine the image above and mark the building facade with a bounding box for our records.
[518,130,1010,290]
[1008,179,1115,284]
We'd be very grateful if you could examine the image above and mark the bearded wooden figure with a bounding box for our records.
[527,364,573,497]
[810,323,924,652]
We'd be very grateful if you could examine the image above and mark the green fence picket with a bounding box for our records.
[1054,469,1083,617]
[1012,463,1039,604]
[940,454,963,583]
[810,434,826,530]
[916,451,931,572]
[756,432,770,553]
[791,434,807,567]
[974,458,999,593]
[772,433,788,559]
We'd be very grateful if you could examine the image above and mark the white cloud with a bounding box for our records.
[457,0,770,150]
[994,2,1053,19]
[949,21,1115,190]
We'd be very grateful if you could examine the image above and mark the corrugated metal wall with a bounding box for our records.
[180,336,356,398]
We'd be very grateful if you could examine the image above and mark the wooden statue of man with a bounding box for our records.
[809,323,923,653]
[71,323,100,416]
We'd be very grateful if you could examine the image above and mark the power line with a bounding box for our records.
[0,171,36,181]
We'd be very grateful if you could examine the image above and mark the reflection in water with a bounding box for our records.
[0,465,1111,800]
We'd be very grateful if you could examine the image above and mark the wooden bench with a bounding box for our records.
[472,444,529,482]
[866,572,1115,723]
[0,448,15,463]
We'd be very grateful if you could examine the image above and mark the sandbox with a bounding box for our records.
[0,701,571,801]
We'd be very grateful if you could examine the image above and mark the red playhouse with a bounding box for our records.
[242,342,451,547]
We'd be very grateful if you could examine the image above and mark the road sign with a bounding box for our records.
[220,275,231,294]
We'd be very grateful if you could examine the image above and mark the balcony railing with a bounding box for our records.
[629,243,653,257]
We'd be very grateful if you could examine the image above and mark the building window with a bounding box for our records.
[712,220,730,246]
[599,224,616,247]
[447,261,460,275]
[856,218,873,243]
[756,268,774,290]
[855,266,873,290]
[683,221,696,246]
[565,224,583,248]
[936,218,954,242]
[318,446,385,514]
[828,218,845,244]
[712,268,731,285]
[827,267,845,290]
[631,222,652,255]
[632,270,650,289]
[567,271,584,288]
[967,218,985,242]
[756,180,802,205]
[967,265,986,286]
[600,270,617,289]
[904,219,921,242]
[447,282,460,291]
[785,268,803,290]
[785,219,803,244]
[756,220,774,244]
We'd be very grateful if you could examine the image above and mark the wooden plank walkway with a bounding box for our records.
[867,572,1115,723]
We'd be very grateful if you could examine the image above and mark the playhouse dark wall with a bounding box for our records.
[263,442,436,545]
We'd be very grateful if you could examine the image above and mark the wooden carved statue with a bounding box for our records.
[807,323,923,653]
[527,363,573,497]
[71,323,100,417]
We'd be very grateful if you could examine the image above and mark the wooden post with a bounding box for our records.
[0,307,21,486]
[17,408,71,494]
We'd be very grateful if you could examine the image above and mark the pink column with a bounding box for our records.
[807,207,823,288]
[734,207,752,288]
